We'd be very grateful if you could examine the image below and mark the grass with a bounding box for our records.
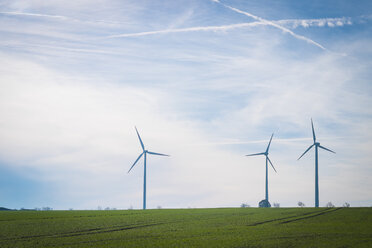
[0,207,371,247]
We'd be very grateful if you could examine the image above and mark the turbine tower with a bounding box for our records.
[246,133,277,206]
[128,127,169,210]
[298,119,335,208]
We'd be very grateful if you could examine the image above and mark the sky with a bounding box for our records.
[0,0,371,210]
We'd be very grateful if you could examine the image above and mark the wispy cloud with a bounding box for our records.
[278,17,352,29]
[0,11,76,21]
[0,11,128,26]
[213,0,327,50]
[186,137,314,146]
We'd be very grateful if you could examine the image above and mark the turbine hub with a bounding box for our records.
[315,142,320,146]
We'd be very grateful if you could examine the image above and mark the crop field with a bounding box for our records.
[0,207,371,247]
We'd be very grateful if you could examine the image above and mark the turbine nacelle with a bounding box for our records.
[298,120,335,161]
[245,133,277,173]
[128,127,170,174]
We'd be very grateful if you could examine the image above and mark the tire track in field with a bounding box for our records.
[0,213,227,244]
[0,213,236,242]
[54,222,164,238]
[279,207,342,224]
[0,222,165,242]
[0,212,234,242]
[248,208,336,226]
[0,211,150,222]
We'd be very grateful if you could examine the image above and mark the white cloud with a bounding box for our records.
[277,17,353,29]
[1,33,371,209]
[0,11,129,27]
[1,0,136,13]
[0,54,267,209]
[0,11,74,20]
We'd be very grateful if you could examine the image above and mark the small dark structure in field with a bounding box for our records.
[259,199,271,208]
[0,207,13,211]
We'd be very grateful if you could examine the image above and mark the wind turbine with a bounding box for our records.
[298,119,335,207]
[128,127,169,210]
[246,133,277,206]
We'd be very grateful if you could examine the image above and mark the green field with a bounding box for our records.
[0,207,371,247]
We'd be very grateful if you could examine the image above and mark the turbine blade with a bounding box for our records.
[266,133,274,153]
[147,151,170,156]
[246,152,265,157]
[128,152,144,173]
[298,144,315,160]
[319,145,336,154]
[135,127,145,151]
[311,118,316,143]
[267,156,277,173]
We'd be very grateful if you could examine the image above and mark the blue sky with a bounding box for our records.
[0,0,371,210]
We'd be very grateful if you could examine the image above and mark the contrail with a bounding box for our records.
[106,16,352,39]
[212,0,327,50]
[2,9,350,50]
[107,22,264,38]
[1,10,352,31]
